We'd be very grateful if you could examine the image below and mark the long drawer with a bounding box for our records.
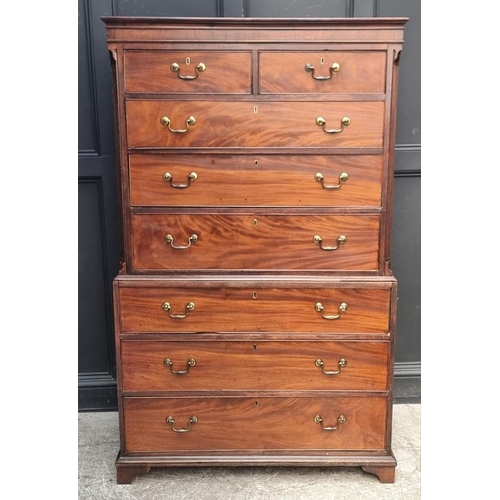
[123,396,388,453]
[121,340,389,391]
[117,284,391,334]
[130,213,380,272]
[126,101,384,148]
[128,154,384,208]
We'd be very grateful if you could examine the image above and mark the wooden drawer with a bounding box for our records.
[118,284,391,334]
[123,396,387,452]
[121,340,389,391]
[259,52,386,94]
[130,213,380,272]
[126,101,384,149]
[124,51,252,94]
[128,154,383,208]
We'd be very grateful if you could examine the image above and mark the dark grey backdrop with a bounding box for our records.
[78,0,421,410]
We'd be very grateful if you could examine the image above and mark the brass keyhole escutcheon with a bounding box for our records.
[253,218,258,227]
[320,57,325,64]
[254,106,258,113]
[185,57,191,65]
[253,292,258,299]
[254,160,259,166]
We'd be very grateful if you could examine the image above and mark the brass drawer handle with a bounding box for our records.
[315,172,349,190]
[305,62,340,80]
[163,171,198,188]
[316,116,350,134]
[160,115,196,133]
[166,415,198,433]
[164,358,196,374]
[165,233,198,249]
[314,414,346,431]
[313,234,347,251]
[315,302,348,320]
[162,301,196,319]
[315,358,347,375]
[170,62,206,80]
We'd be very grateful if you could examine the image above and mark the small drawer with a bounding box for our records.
[121,340,389,391]
[259,51,386,94]
[129,154,384,208]
[124,51,252,94]
[123,396,388,453]
[130,213,381,272]
[126,100,384,149]
[117,283,391,334]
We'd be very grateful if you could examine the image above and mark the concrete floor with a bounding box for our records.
[78,404,420,499]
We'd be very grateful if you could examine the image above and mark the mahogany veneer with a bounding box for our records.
[104,16,406,485]
[128,154,384,207]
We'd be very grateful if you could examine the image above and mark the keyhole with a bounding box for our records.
[254,106,258,113]
[320,57,325,64]
[253,344,257,350]
[254,401,259,407]
[253,219,258,227]
[254,160,259,167]
[186,57,191,65]
[253,292,258,299]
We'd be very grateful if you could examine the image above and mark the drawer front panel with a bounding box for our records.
[118,286,390,333]
[124,396,387,452]
[129,154,383,208]
[126,101,384,148]
[130,213,380,272]
[124,51,252,94]
[259,52,386,94]
[121,340,389,391]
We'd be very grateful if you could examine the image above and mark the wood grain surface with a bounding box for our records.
[118,285,390,333]
[123,396,387,452]
[130,213,380,271]
[128,154,384,207]
[259,52,386,94]
[121,340,389,391]
[125,101,384,148]
[124,51,252,94]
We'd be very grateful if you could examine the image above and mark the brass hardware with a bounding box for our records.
[163,171,198,188]
[252,292,258,299]
[315,302,348,320]
[254,160,259,166]
[305,62,340,80]
[185,57,191,65]
[254,106,258,113]
[165,233,198,249]
[164,358,196,374]
[253,218,258,227]
[316,116,350,134]
[313,234,347,251]
[160,115,196,133]
[162,301,196,319]
[170,61,206,80]
[315,172,349,190]
[320,57,325,64]
[314,414,346,431]
[315,358,347,375]
[165,415,198,433]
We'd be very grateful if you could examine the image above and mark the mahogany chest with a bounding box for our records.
[103,16,407,484]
